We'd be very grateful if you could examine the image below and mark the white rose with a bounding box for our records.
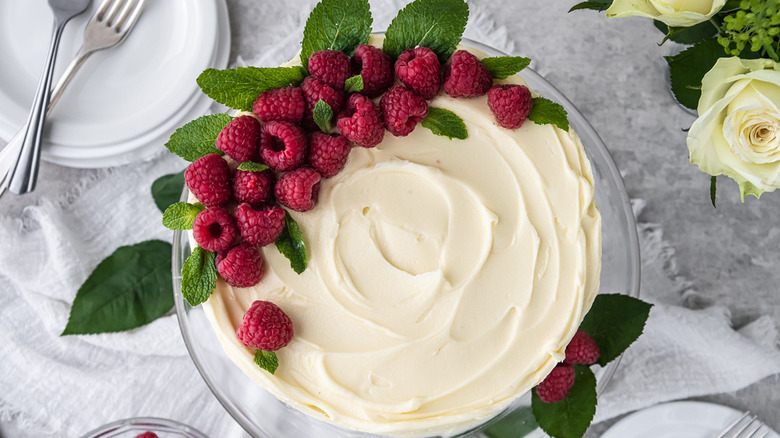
[606,0,725,27]
[687,57,780,200]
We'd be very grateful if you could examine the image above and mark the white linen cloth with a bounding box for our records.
[1,1,779,437]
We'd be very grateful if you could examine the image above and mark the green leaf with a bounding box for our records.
[237,161,270,172]
[313,99,334,133]
[579,294,652,366]
[181,246,218,307]
[61,240,173,335]
[653,20,718,45]
[254,350,279,374]
[665,39,725,110]
[383,0,469,62]
[480,56,532,79]
[164,113,233,162]
[151,170,185,213]
[162,202,205,230]
[532,365,597,438]
[275,211,307,274]
[710,176,717,208]
[528,97,569,132]
[421,107,468,140]
[300,0,372,69]
[569,0,613,12]
[483,406,538,438]
[344,74,364,93]
[197,67,307,111]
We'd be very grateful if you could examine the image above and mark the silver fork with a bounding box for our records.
[715,412,771,438]
[0,0,145,198]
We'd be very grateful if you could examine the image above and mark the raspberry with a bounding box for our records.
[252,86,305,123]
[234,203,286,246]
[336,94,384,147]
[192,207,238,252]
[301,76,346,131]
[217,243,265,288]
[308,50,351,89]
[185,154,232,207]
[380,85,429,137]
[564,329,601,365]
[395,47,441,100]
[487,84,533,129]
[309,132,351,178]
[236,300,294,351]
[259,121,308,172]
[443,50,493,98]
[275,167,321,212]
[134,433,158,438]
[233,168,275,206]
[351,44,393,98]
[215,115,261,162]
[535,363,575,403]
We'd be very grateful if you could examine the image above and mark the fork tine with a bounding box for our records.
[717,412,752,438]
[104,0,124,25]
[95,0,114,21]
[114,0,143,32]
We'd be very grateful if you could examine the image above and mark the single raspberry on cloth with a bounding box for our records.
[234,203,286,246]
[336,93,384,148]
[252,86,305,124]
[308,132,351,178]
[185,154,232,207]
[535,363,576,403]
[275,167,321,212]
[236,300,294,351]
[487,84,533,129]
[443,50,493,98]
[395,47,441,100]
[381,85,429,137]
[192,207,238,252]
[301,76,346,131]
[259,121,308,172]
[217,242,265,288]
[215,115,261,162]
[232,168,275,206]
[564,329,601,365]
[352,44,393,98]
[308,49,352,89]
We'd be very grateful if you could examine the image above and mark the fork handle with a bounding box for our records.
[48,46,91,109]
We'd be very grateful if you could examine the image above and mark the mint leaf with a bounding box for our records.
[313,99,334,133]
[165,113,232,162]
[654,20,718,45]
[275,211,307,274]
[383,0,469,62]
[151,170,185,213]
[62,240,173,335]
[569,0,613,12]
[481,56,531,79]
[344,74,364,93]
[181,246,218,307]
[483,406,538,438]
[238,161,270,172]
[300,0,372,68]
[665,39,724,110]
[197,67,306,111]
[579,294,652,366]
[254,350,279,374]
[532,365,597,438]
[528,97,569,132]
[421,107,468,140]
[710,176,717,208]
[162,202,205,230]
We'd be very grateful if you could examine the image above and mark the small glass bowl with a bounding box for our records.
[80,417,209,438]
[173,38,641,438]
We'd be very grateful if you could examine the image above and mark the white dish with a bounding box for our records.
[601,401,779,438]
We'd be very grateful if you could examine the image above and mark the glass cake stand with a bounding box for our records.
[80,418,209,438]
[173,38,641,438]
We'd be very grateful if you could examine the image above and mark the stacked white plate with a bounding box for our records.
[0,0,230,168]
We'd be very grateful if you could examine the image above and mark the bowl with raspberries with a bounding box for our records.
[80,417,209,438]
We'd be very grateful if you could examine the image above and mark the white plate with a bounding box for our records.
[0,0,229,167]
[601,401,779,438]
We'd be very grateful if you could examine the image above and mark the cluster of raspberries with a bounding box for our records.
[535,329,601,403]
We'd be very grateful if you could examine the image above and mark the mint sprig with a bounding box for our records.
[313,100,334,133]
[255,350,279,374]
[344,75,364,93]
[531,365,597,438]
[481,56,531,79]
[579,294,652,366]
[421,107,468,140]
[275,211,307,274]
[383,0,469,62]
[300,0,372,69]
[181,246,218,307]
[237,161,270,172]
[528,97,569,132]
[162,202,205,230]
[197,67,306,111]
[165,113,233,162]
